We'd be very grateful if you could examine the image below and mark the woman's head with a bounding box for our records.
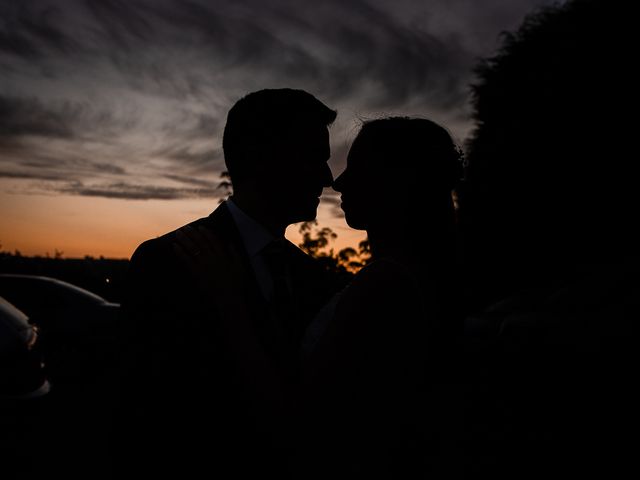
[333,117,462,232]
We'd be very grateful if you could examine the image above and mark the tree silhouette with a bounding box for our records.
[297,220,337,257]
[460,0,635,303]
[217,171,233,203]
[297,220,371,273]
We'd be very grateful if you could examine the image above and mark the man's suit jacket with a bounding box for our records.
[115,202,339,477]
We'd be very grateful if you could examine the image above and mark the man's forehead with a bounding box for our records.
[291,122,327,134]
[285,124,329,148]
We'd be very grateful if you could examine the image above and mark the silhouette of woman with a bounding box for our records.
[173,116,463,478]
[300,117,463,477]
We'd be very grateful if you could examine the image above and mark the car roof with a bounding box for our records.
[0,274,109,304]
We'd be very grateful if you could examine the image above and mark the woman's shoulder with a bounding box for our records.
[339,258,425,314]
[353,257,419,288]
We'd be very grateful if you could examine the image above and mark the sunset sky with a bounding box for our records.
[1,0,558,258]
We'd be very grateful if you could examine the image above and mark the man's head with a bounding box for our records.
[223,89,336,227]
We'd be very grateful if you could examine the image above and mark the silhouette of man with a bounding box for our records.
[116,89,340,478]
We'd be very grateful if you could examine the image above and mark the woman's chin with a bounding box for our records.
[343,211,367,230]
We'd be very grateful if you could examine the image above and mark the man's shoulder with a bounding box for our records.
[131,204,233,262]
[130,226,186,263]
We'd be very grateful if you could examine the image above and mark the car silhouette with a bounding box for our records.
[0,274,119,387]
[0,275,118,477]
[0,296,49,399]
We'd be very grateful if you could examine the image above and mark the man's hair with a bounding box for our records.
[222,89,337,183]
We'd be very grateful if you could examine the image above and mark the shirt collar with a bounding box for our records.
[226,198,275,257]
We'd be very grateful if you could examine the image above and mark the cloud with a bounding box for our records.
[0,138,128,188]
[57,180,218,200]
[127,0,472,109]
[152,145,223,173]
[1,0,558,207]
[0,169,67,181]
[163,174,218,188]
[2,1,475,107]
[0,94,138,141]
[0,95,74,138]
[173,113,220,141]
[320,191,345,218]
[0,2,77,59]
[84,0,156,50]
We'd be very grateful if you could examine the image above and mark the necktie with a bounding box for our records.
[261,239,299,376]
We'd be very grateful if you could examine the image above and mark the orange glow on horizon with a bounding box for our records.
[0,186,365,259]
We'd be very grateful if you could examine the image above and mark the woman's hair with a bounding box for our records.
[353,116,463,192]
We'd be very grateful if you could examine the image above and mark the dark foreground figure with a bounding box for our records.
[115,89,342,478]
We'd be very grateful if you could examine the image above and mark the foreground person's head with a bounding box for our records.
[334,117,462,235]
[223,89,336,227]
